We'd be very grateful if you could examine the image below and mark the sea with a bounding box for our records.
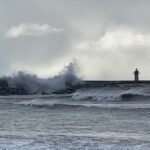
[0,84,150,150]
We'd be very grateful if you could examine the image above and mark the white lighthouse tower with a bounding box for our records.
[133,68,140,81]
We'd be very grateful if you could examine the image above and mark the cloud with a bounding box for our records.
[1,0,150,80]
[71,27,150,80]
[74,28,150,51]
[5,23,64,38]
[98,29,150,49]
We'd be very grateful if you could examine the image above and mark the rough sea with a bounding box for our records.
[0,84,150,150]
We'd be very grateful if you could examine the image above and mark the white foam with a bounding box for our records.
[17,98,56,107]
[71,85,150,102]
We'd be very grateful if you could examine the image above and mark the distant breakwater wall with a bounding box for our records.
[80,80,150,88]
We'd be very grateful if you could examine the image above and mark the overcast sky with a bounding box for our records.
[1,0,150,80]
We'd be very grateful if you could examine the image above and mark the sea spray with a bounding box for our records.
[0,62,81,95]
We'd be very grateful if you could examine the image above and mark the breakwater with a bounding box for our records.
[81,80,150,88]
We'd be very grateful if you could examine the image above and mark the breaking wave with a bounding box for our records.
[71,85,150,102]
[0,62,81,95]
[16,86,150,109]
[12,83,150,110]
[120,93,150,101]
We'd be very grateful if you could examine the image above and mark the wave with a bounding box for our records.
[17,99,89,109]
[16,98,150,110]
[13,84,150,110]
[71,86,150,102]
[120,93,150,101]
[0,62,81,95]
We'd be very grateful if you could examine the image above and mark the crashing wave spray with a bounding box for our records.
[0,62,81,95]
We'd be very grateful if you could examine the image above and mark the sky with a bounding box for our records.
[1,0,150,80]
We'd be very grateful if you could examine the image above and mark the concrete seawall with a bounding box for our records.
[80,80,150,88]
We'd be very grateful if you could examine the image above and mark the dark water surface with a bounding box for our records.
[0,88,150,149]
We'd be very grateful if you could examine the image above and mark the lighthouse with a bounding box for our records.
[133,68,139,81]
